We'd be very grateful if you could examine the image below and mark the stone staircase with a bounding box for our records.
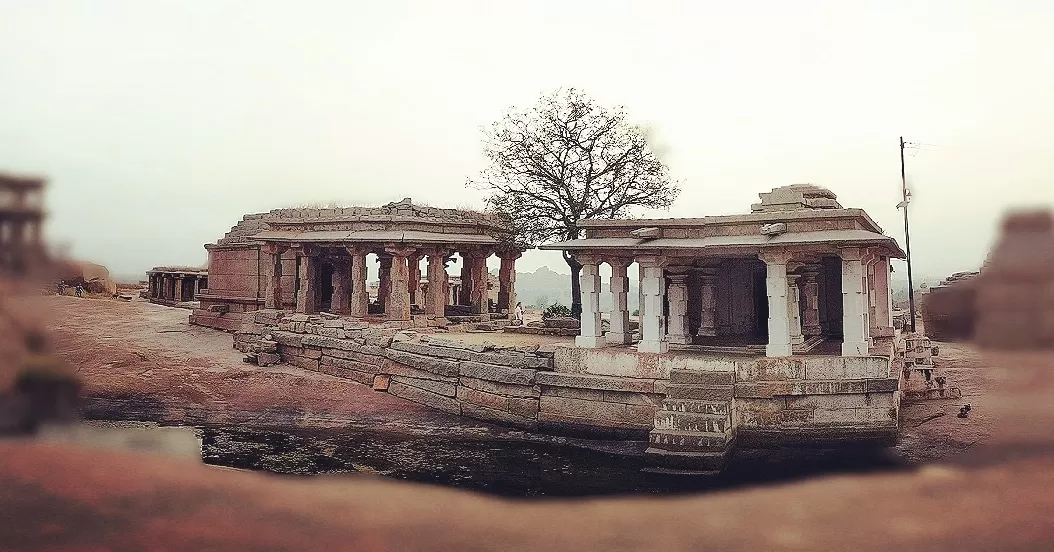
[644,369,736,474]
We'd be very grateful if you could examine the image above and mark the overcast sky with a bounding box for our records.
[2,0,1052,282]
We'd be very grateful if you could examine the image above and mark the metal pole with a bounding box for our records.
[900,136,917,334]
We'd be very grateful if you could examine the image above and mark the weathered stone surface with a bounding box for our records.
[468,351,550,370]
[384,349,460,377]
[286,355,319,371]
[538,396,656,427]
[257,352,281,366]
[648,429,732,452]
[459,377,540,398]
[390,341,469,360]
[665,384,733,401]
[734,397,784,428]
[460,402,536,430]
[457,386,539,418]
[317,327,346,339]
[540,385,664,407]
[790,380,868,395]
[379,359,458,383]
[866,378,899,392]
[653,411,731,433]
[786,393,895,410]
[736,358,805,381]
[459,361,536,385]
[734,381,794,398]
[390,376,456,397]
[320,356,380,375]
[420,336,491,352]
[536,372,657,393]
[271,331,303,347]
[316,363,373,385]
[301,347,322,359]
[669,370,735,385]
[387,381,460,414]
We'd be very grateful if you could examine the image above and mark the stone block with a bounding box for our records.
[316,363,373,385]
[660,355,736,375]
[271,331,303,348]
[647,429,732,452]
[460,361,536,385]
[320,356,380,375]
[387,381,460,415]
[790,380,868,395]
[373,374,391,391]
[736,358,805,381]
[301,347,322,359]
[390,340,467,359]
[845,357,889,379]
[420,336,491,352]
[461,403,537,431]
[539,396,656,426]
[734,381,794,398]
[805,358,847,379]
[384,348,460,377]
[662,399,729,416]
[317,327,347,339]
[669,370,734,385]
[866,378,900,392]
[379,359,458,383]
[536,372,656,393]
[786,393,895,410]
[734,397,784,428]
[459,377,540,398]
[287,355,319,371]
[665,384,733,401]
[257,352,281,366]
[652,413,731,434]
[457,386,539,418]
[467,350,550,370]
[391,375,457,397]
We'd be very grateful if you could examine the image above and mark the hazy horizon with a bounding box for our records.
[3,1,1052,284]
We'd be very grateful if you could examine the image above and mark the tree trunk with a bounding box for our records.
[564,252,583,319]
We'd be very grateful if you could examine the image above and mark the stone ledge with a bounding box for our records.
[459,377,540,399]
[460,402,537,431]
[536,412,652,440]
[664,384,733,401]
[378,360,458,384]
[390,375,457,398]
[539,396,656,427]
[459,361,536,385]
[387,381,460,415]
[536,372,658,393]
[384,349,460,377]
[456,386,538,418]
[668,370,735,386]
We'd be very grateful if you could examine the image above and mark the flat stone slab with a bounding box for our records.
[536,372,659,394]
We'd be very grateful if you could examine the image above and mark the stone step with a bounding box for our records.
[660,399,731,416]
[653,411,731,433]
[643,447,731,472]
[663,383,733,401]
[648,429,731,452]
[668,370,734,386]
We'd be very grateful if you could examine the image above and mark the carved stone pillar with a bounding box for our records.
[497,250,521,312]
[607,258,632,345]
[636,255,668,353]
[173,277,185,302]
[377,254,392,310]
[874,256,893,330]
[458,255,472,306]
[759,251,793,357]
[575,254,603,348]
[408,253,422,306]
[424,249,451,318]
[330,258,350,314]
[346,247,369,318]
[800,266,823,336]
[695,267,717,337]
[295,246,319,314]
[666,269,691,345]
[263,243,287,309]
[787,273,804,345]
[841,248,868,356]
[384,246,415,321]
[473,253,492,314]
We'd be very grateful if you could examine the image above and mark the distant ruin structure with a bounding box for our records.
[921,271,978,341]
[146,267,208,306]
[193,199,523,331]
[0,173,47,276]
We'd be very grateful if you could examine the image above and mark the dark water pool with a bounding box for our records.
[198,426,907,498]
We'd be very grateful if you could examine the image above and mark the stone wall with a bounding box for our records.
[234,311,899,452]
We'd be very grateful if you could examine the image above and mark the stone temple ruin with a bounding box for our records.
[231,185,912,474]
[0,172,47,277]
[145,266,208,306]
[192,199,524,332]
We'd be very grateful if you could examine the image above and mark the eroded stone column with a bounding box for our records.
[295,246,319,314]
[458,254,472,306]
[377,254,392,310]
[466,252,490,315]
[347,247,369,318]
[575,254,603,348]
[385,246,415,321]
[874,256,893,330]
[424,249,451,318]
[787,273,804,345]
[760,251,793,357]
[800,265,823,336]
[637,255,668,353]
[174,277,185,302]
[497,250,521,313]
[666,269,691,345]
[408,253,422,306]
[841,248,868,356]
[607,258,632,345]
[695,267,717,337]
[263,243,287,309]
[330,258,350,314]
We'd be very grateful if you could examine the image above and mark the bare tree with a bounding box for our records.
[470,88,680,316]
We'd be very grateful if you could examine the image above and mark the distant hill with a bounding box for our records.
[505,265,640,313]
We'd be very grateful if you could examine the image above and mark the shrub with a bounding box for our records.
[542,303,573,319]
